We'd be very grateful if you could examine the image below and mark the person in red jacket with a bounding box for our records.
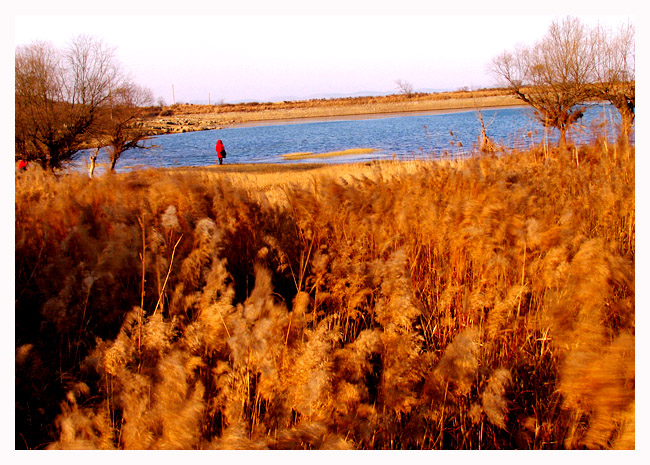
[17,160,28,170]
[215,139,226,165]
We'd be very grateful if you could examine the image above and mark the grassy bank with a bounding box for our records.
[15,139,634,449]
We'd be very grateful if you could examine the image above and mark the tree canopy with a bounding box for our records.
[15,35,153,171]
[491,17,634,145]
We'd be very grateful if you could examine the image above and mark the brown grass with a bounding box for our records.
[152,88,516,116]
[15,137,634,450]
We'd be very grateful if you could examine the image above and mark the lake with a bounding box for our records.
[80,104,621,173]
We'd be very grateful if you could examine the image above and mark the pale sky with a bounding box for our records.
[8,1,636,104]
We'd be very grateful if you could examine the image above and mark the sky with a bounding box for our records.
[8,0,637,104]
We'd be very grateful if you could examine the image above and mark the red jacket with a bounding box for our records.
[17,160,28,170]
[215,140,225,157]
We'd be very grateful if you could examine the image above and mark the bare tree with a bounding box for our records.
[395,79,415,97]
[15,35,120,169]
[590,22,635,140]
[491,17,596,146]
[96,81,155,173]
[15,41,60,166]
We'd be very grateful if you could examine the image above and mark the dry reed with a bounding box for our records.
[15,135,634,450]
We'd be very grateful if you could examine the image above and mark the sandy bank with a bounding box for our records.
[225,104,527,129]
[140,91,524,135]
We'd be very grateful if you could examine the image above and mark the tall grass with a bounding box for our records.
[15,137,634,449]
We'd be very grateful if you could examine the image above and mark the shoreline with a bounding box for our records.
[224,104,528,129]
[138,91,525,135]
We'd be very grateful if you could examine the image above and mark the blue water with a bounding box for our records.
[79,103,621,173]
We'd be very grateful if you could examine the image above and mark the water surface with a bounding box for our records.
[80,104,621,173]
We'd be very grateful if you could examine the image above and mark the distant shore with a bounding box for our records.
[225,104,528,129]
[138,89,525,135]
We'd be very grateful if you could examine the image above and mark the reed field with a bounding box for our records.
[15,137,634,450]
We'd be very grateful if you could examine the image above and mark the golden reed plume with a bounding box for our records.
[16,137,634,449]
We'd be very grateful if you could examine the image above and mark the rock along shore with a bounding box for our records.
[137,91,524,136]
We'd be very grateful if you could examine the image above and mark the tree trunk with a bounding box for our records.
[88,148,99,178]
